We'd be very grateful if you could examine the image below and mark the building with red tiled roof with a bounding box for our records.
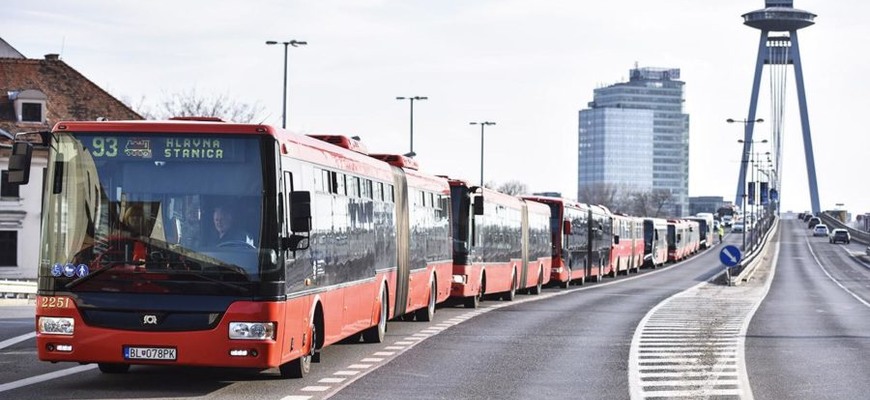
[1,39,143,279]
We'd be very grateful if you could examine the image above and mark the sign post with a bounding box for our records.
[719,245,742,286]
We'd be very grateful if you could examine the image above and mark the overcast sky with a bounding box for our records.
[3,0,868,216]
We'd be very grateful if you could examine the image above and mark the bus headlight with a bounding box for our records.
[229,322,275,340]
[38,317,74,335]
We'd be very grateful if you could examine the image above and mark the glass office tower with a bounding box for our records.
[578,66,690,216]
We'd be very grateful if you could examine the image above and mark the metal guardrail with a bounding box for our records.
[0,279,37,300]
[729,217,779,285]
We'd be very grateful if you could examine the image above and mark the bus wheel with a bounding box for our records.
[415,279,437,322]
[362,286,388,343]
[502,271,517,301]
[98,363,130,374]
[280,321,316,378]
[529,269,543,295]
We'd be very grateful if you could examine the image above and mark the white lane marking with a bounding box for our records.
[346,364,371,369]
[0,332,35,351]
[0,364,96,393]
[300,386,330,392]
[806,236,870,308]
[383,346,405,350]
[318,378,346,384]
[371,351,394,356]
[360,358,382,362]
[333,370,360,376]
[280,396,312,400]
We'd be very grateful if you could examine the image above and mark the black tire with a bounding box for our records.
[502,271,517,301]
[98,363,130,374]
[415,280,436,322]
[280,322,316,378]
[529,269,543,295]
[362,286,388,343]
[560,268,572,289]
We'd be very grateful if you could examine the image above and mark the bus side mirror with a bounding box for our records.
[563,220,572,234]
[283,191,312,251]
[8,141,33,185]
[290,191,312,232]
[473,195,484,216]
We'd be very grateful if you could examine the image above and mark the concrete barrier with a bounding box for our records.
[0,279,37,300]
[730,217,779,286]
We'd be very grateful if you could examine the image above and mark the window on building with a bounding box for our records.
[21,102,44,123]
[1,171,21,198]
[0,231,17,266]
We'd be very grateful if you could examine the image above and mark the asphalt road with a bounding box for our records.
[746,219,870,400]
[6,220,870,399]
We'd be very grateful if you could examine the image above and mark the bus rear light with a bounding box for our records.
[38,317,74,335]
[229,322,275,340]
[452,275,466,284]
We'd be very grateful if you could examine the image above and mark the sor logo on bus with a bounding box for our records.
[142,314,161,325]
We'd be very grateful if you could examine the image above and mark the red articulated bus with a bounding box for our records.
[368,152,453,319]
[610,213,644,276]
[16,120,452,378]
[666,219,700,262]
[448,180,552,308]
[642,218,669,269]
[521,196,613,287]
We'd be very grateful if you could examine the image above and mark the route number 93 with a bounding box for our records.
[91,137,119,157]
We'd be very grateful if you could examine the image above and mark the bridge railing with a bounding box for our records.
[729,216,779,285]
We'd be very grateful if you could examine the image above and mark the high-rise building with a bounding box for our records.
[578,66,690,216]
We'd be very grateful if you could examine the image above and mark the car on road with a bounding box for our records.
[813,224,829,237]
[829,229,851,244]
[732,222,744,233]
[808,217,821,228]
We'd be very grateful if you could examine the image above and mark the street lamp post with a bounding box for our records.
[396,96,427,155]
[470,121,496,187]
[737,137,767,252]
[266,39,307,129]
[727,118,764,207]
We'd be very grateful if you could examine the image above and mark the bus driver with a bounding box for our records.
[212,206,252,246]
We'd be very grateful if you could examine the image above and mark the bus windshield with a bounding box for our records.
[39,132,267,296]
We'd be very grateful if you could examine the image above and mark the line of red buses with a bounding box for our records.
[7,119,704,379]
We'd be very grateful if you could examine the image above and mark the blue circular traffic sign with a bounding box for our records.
[719,245,742,267]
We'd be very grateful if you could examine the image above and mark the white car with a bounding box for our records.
[812,224,829,237]
[731,222,744,233]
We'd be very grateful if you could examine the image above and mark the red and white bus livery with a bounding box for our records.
[448,180,552,308]
[521,197,614,287]
[642,218,669,269]
[666,219,700,262]
[610,213,644,275]
[18,120,453,378]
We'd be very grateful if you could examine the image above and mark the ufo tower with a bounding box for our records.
[735,0,820,214]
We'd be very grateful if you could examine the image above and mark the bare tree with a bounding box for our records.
[650,189,673,218]
[497,180,529,196]
[131,88,266,123]
[578,182,619,209]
